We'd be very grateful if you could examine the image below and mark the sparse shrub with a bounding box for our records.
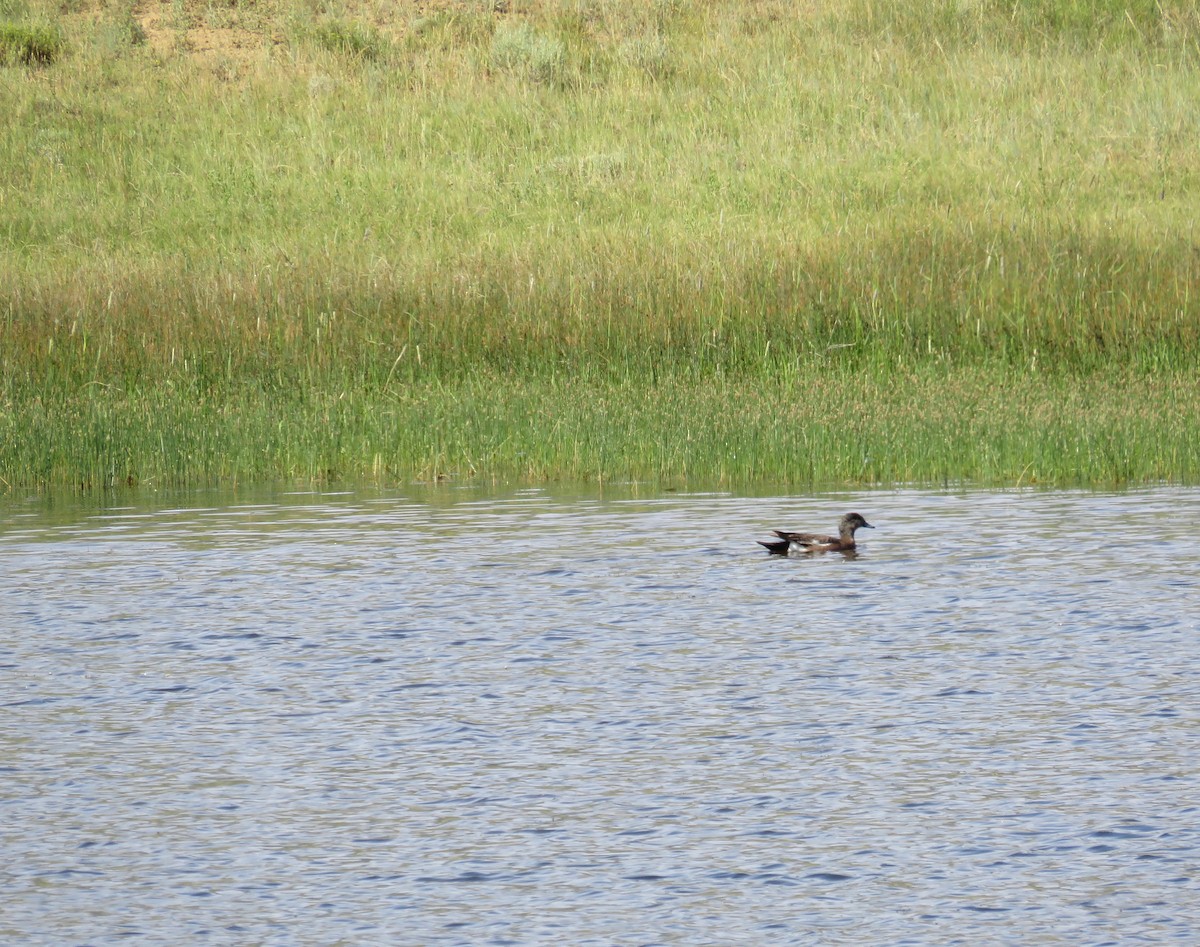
[996,0,1200,49]
[618,35,672,80]
[307,17,389,62]
[406,7,494,50]
[490,22,566,85]
[0,22,64,65]
[100,5,147,51]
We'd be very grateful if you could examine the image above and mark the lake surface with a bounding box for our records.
[1,484,1197,945]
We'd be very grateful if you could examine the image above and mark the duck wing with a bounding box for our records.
[772,530,835,545]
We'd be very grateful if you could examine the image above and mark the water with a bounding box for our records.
[1,485,1197,945]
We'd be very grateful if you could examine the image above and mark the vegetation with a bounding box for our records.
[2,0,1199,489]
[0,20,63,64]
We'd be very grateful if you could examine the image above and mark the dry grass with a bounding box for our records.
[3,0,1199,488]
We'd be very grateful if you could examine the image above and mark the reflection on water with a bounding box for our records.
[1,485,1198,944]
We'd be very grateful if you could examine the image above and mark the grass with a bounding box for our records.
[0,20,63,64]
[2,0,1199,489]
[303,17,389,62]
[4,367,1194,490]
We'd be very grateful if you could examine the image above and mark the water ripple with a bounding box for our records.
[1,485,1198,944]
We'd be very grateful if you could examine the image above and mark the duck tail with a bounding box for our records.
[758,538,791,555]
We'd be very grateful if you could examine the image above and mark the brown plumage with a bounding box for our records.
[758,512,874,555]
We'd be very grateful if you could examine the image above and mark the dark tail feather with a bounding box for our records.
[758,538,790,555]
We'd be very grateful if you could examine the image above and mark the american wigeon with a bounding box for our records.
[758,512,874,555]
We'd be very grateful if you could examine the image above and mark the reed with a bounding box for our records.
[3,365,1194,489]
[2,0,1199,488]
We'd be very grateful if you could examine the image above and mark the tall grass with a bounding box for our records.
[0,20,63,64]
[2,0,1199,487]
[2,367,1194,489]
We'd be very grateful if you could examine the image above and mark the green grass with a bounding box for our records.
[301,17,390,62]
[2,0,1199,489]
[2,366,1193,490]
[0,20,63,64]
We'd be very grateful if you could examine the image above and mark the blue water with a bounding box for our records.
[1,485,1197,944]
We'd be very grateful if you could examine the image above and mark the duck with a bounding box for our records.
[758,512,874,555]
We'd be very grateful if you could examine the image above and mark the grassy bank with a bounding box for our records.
[3,0,1199,488]
[2,367,1194,489]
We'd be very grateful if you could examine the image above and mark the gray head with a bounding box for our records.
[840,512,874,535]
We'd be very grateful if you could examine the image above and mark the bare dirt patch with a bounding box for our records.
[133,0,281,62]
[128,0,508,62]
